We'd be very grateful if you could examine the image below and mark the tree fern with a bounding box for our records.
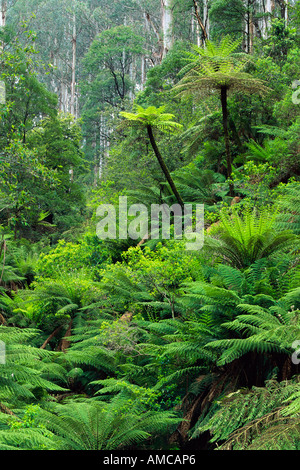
[174,36,270,193]
[31,395,180,450]
[120,105,184,208]
[205,207,298,269]
[205,288,300,367]
[0,405,60,450]
[0,326,67,408]
[191,378,300,450]
[172,166,226,206]
[275,181,300,235]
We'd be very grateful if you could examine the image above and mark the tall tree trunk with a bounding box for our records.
[128,57,136,101]
[61,81,69,113]
[192,0,208,44]
[0,0,6,27]
[242,0,248,50]
[262,0,275,38]
[220,86,234,196]
[246,0,251,53]
[0,0,7,52]
[100,114,104,180]
[271,0,275,12]
[70,2,77,117]
[92,137,99,186]
[284,0,289,24]
[61,23,70,113]
[196,21,201,47]
[141,55,145,90]
[50,36,59,95]
[70,37,76,115]
[143,10,162,63]
[146,124,184,208]
[249,10,254,53]
[243,0,256,53]
[161,0,173,58]
[203,0,210,39]
[262,0,269,38]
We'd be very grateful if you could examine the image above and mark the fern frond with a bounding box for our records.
[191,378,300,450]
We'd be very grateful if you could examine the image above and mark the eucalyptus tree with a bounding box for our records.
[161,0,173,58]
[0,0,18,29]
[5,0,107,116]
[80,25,145,183]
[0,25,86,239]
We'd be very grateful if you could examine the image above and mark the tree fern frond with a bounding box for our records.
[191,378,300,449]
[33,396,180,450]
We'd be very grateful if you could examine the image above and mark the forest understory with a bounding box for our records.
[0,0,299,452]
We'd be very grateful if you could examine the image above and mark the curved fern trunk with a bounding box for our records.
[57,320,73,352]
[40,325,63,350]
[220,86,234,196]
[146,124,184,209]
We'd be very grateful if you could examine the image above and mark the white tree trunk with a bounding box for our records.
[191,7,201,46]
[161,0,173,58]
[196,21,201,47]
[92,138,98,186]
[59,23,70,113]
[143,10,162,64]
[51,36,58,95]
[99,114,104,180]
[203,0,210,40]
[243,0,254,53]
[0,0,6,27]
[0,1,7,53]
[70,3,77,117]
[243,0,249,52]
[261,0,275,38]
[61,81,69,113]
[192,0,208,45]
[141,55,145,90]
[249,11,254,53]
[265,0,272,35]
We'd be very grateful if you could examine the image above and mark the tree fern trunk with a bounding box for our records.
[58,320,73,352]
[146,124,184,208]
[40,325,63,350]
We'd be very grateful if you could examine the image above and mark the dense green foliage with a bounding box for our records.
[0,0,299,452]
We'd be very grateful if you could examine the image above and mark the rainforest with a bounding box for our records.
[0,0,299,453]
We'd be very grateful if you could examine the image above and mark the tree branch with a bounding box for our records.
[192,0,208,41]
